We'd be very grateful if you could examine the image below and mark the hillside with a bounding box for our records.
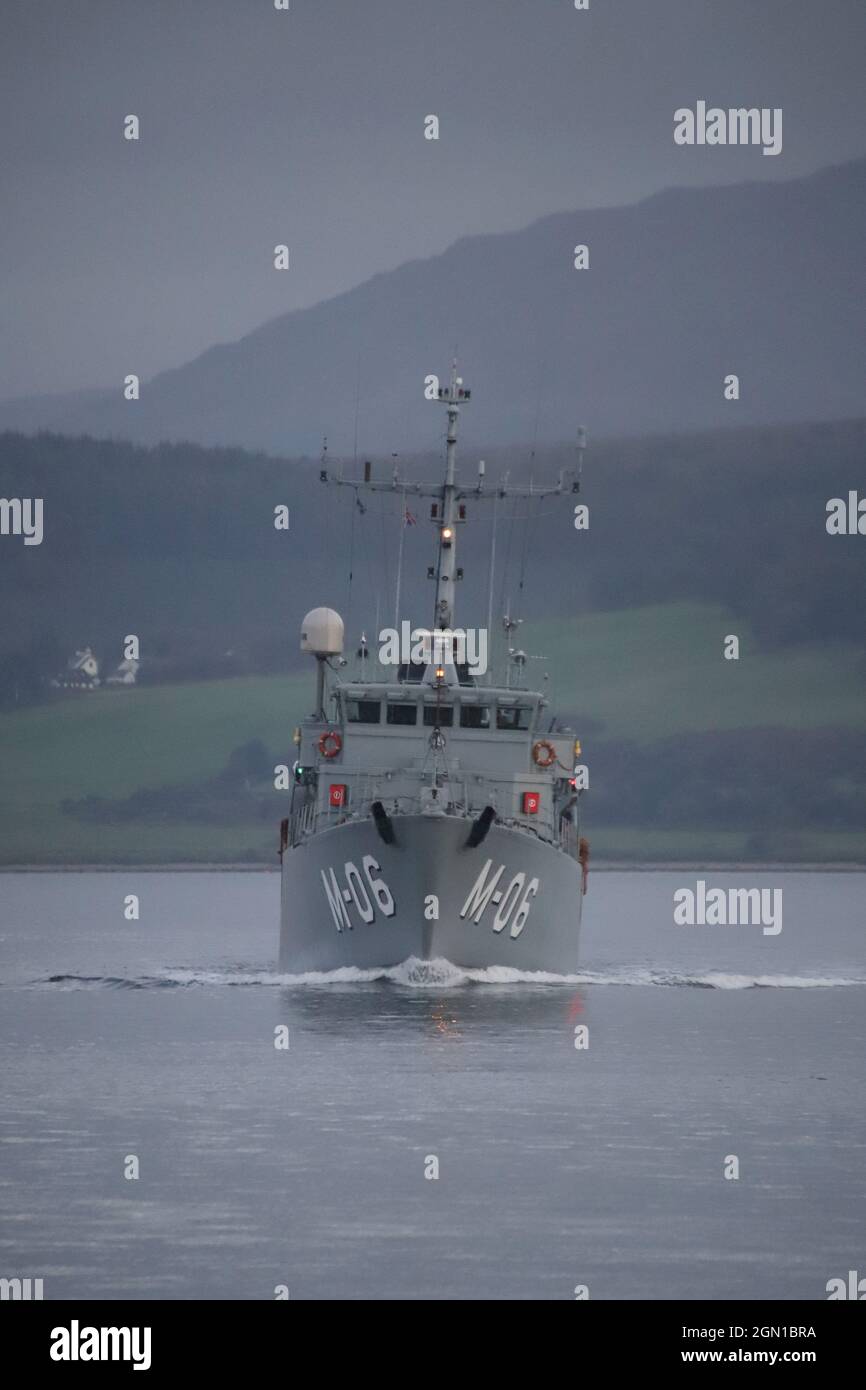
[1,159,865,453]
[2,415,864,713]
[2,414,864,864]
[1,603,864,866]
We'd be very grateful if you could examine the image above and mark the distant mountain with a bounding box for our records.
[2,159,865,454]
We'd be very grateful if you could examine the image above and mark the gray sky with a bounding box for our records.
[1,0,864,398]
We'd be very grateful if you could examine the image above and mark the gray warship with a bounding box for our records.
[279,367,588,973]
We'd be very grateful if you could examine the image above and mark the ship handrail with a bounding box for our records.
[558,814,581,859]
[289,771,577,853]
[288,799,318,846]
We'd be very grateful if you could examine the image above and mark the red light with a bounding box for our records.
[522,791,540,815]
[329,784,347,808]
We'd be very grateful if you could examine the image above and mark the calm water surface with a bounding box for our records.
[0,870,864,1300]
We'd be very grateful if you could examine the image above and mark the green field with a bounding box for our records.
[529,603,866,742]
[0,673,310,865]
[1,602,864,864]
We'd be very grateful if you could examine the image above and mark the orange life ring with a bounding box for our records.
[318,730,342,759]
[532,739,556,768]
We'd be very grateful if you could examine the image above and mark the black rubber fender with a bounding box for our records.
[465,805,496,848]
[371,801,396,845]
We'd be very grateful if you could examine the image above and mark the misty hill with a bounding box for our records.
[1,159,865,455]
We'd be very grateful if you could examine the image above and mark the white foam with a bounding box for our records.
[252,959,866,991]
[26,961,866,991]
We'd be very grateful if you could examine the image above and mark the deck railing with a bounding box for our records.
[288,799,317,846]
[558,816,579,859]
[288,772,581,854]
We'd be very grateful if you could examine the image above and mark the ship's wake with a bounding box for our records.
[22,959,866,991]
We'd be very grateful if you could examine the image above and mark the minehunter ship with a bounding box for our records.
[279,367,589,973]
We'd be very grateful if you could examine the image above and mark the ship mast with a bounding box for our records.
[433,361,469,630]
[319,368,584,670]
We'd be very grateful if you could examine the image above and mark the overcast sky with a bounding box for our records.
[1,0,864,399]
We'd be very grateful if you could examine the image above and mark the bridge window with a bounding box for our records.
[423,705,453,727]
[346,699,381,724]
[387,703,417,726]
[496,705,532,731]
[460,705,491,728]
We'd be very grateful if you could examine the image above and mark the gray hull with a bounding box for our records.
[279,813,584,973]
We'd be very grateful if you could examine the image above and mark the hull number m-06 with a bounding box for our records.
[460,859,539,939]
[321,856,396,932]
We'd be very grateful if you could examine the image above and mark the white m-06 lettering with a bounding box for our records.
[321,857,396,932]
[345,862,374,922]
[492,872,524,932]
[460,860,540,939]
[320,866,351,932]
[362,855,395,916]
[459,859,504,923]
[508,878,538,938]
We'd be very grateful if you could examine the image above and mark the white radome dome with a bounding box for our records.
[300,607,344,656]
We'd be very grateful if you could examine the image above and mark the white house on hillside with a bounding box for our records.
[52,648,100,690]
[106,657,140,686]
